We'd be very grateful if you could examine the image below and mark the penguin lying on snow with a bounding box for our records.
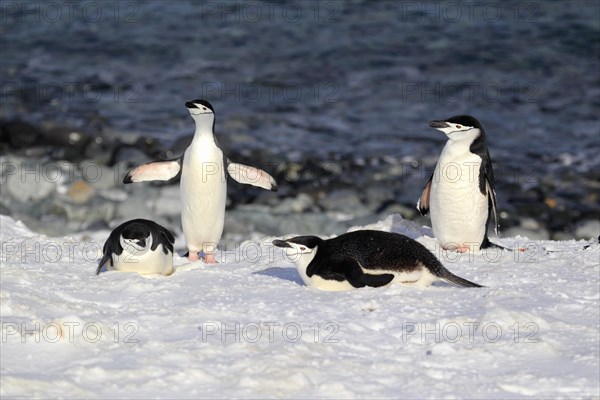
[98,219,175,276]
[417,115,500,253]
[273,230,483,291]
[124,99,278,264]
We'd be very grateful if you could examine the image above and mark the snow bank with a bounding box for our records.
[1,214,598,398]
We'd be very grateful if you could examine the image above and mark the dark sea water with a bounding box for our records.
[1,0,599,238]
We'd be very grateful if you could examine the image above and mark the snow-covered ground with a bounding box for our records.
[1,214,598,399]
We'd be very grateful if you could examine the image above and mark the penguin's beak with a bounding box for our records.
[429,120,450,129]
[185,101,198,109]
[272,240,292,248]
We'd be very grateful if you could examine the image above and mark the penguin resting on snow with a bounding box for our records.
[123,99,278,264]
[273,230,483,291]
[97,219,175,275]
[417,115,500,253]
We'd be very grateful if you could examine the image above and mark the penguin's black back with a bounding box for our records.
[312,230,483,288]
[317,230,445,275]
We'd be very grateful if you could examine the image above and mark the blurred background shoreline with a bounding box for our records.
[1,0,599,244]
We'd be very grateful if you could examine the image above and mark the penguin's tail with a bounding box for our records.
[438,269,484,288]
[424,254,485,288]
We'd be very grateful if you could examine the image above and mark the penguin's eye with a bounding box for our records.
[300,246,306,251]
[203,107,207,111]
[456,125,462,129]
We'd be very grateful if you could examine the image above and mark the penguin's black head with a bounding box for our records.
[121,222,152,247]
[274,236,322,273]
[446,115,483,129]
[273,236,322,252]
[185,99,214,113]
[186,99,215,129]
[429,114,484,142]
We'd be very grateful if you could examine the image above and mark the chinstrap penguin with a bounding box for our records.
[97,219,175,275]
[273,230,483,291]
[417,115,500,253]
[123,99,278,264]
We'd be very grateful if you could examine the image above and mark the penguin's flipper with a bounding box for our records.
[417,173,433,216]
[226,161,278,191]
[354,273,395,288]
[331,258,395,288]
[123,159,181,184]
[485,177,499,235]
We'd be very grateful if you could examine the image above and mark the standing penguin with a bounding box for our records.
[98,219,175,275]
[417,115,499,252]
[124,100,278,263]
[273,230,483,291]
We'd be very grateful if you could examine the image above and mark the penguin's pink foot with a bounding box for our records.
[456,245,471,253]
[442,244,471,253]
[203,253,218,264]
[188,252,200,262]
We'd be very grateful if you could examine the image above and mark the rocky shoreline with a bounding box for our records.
[1,119,598,247]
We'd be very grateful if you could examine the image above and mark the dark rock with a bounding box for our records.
[170,135,193,157]
[39,121,93,149]
[1,120,43,149]
[111,145,152,168]
[85,137,114,164]
[135,136,169,159]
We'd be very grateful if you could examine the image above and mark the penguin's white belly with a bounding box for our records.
[306,275,356,291]
[366,266,437,287]
[180,143,227,252]
[110,246,174,275]
[297,264,437,291]
[430,154,488,248]
[293,256,355,291]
